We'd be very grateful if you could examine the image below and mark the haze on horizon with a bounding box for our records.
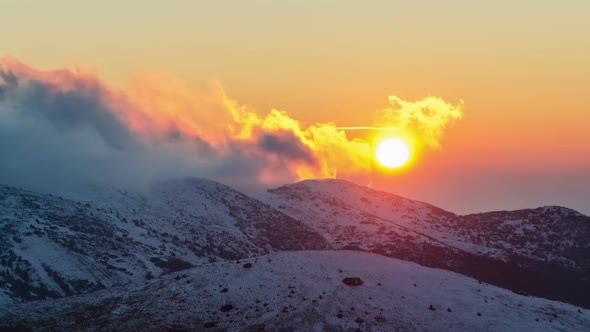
[1,1,589,215]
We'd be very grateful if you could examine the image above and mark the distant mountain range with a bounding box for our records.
[0,177,588,331]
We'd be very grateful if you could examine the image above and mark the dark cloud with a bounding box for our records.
[258,131,316,165]
[11,80,135,150]
[0,69,18,87]
[166,128,183,142]
[193,135,215,157]
[0,69,18,98]
[0,69,184,193]
[0,62,310,196]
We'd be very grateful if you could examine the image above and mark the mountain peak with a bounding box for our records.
[153,176,231,192]
[284,177,403,198]
[536,205,585,217]
[290,177,360,189]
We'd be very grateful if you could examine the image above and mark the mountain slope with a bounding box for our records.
[255,179,590,308]
[0,178,329,305]
[1,251,587,332]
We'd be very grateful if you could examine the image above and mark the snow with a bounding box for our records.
[1,251,588,331]
[0,178,327,304]
[255,179,590,265]
[1,177,589,330]
[13,236,104,292]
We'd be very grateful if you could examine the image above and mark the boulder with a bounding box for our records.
[342,277,363,286]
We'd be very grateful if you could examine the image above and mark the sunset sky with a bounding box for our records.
[1,1,589,214]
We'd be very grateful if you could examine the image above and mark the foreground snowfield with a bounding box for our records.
[1,251,587,331]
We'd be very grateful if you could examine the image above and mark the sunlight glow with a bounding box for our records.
[376,138,410,168]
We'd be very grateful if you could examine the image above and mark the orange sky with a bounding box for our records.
[1,1,589,213]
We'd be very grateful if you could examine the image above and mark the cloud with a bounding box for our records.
[0,58,463,194]
[12,80,135,150]
[379,96,463,149]
[258,131,316,165]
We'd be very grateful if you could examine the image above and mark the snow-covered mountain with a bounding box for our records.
[255,179,590,308]
[1,251,587,332]
[0,178,328,305]
[2,177,589,331]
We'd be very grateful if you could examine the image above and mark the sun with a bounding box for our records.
[376,138,410,168]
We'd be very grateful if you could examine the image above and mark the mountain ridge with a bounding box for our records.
[290,178,587,218]
[0,178,329,305]
[255,177,590,308]
[1,176,589,312]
